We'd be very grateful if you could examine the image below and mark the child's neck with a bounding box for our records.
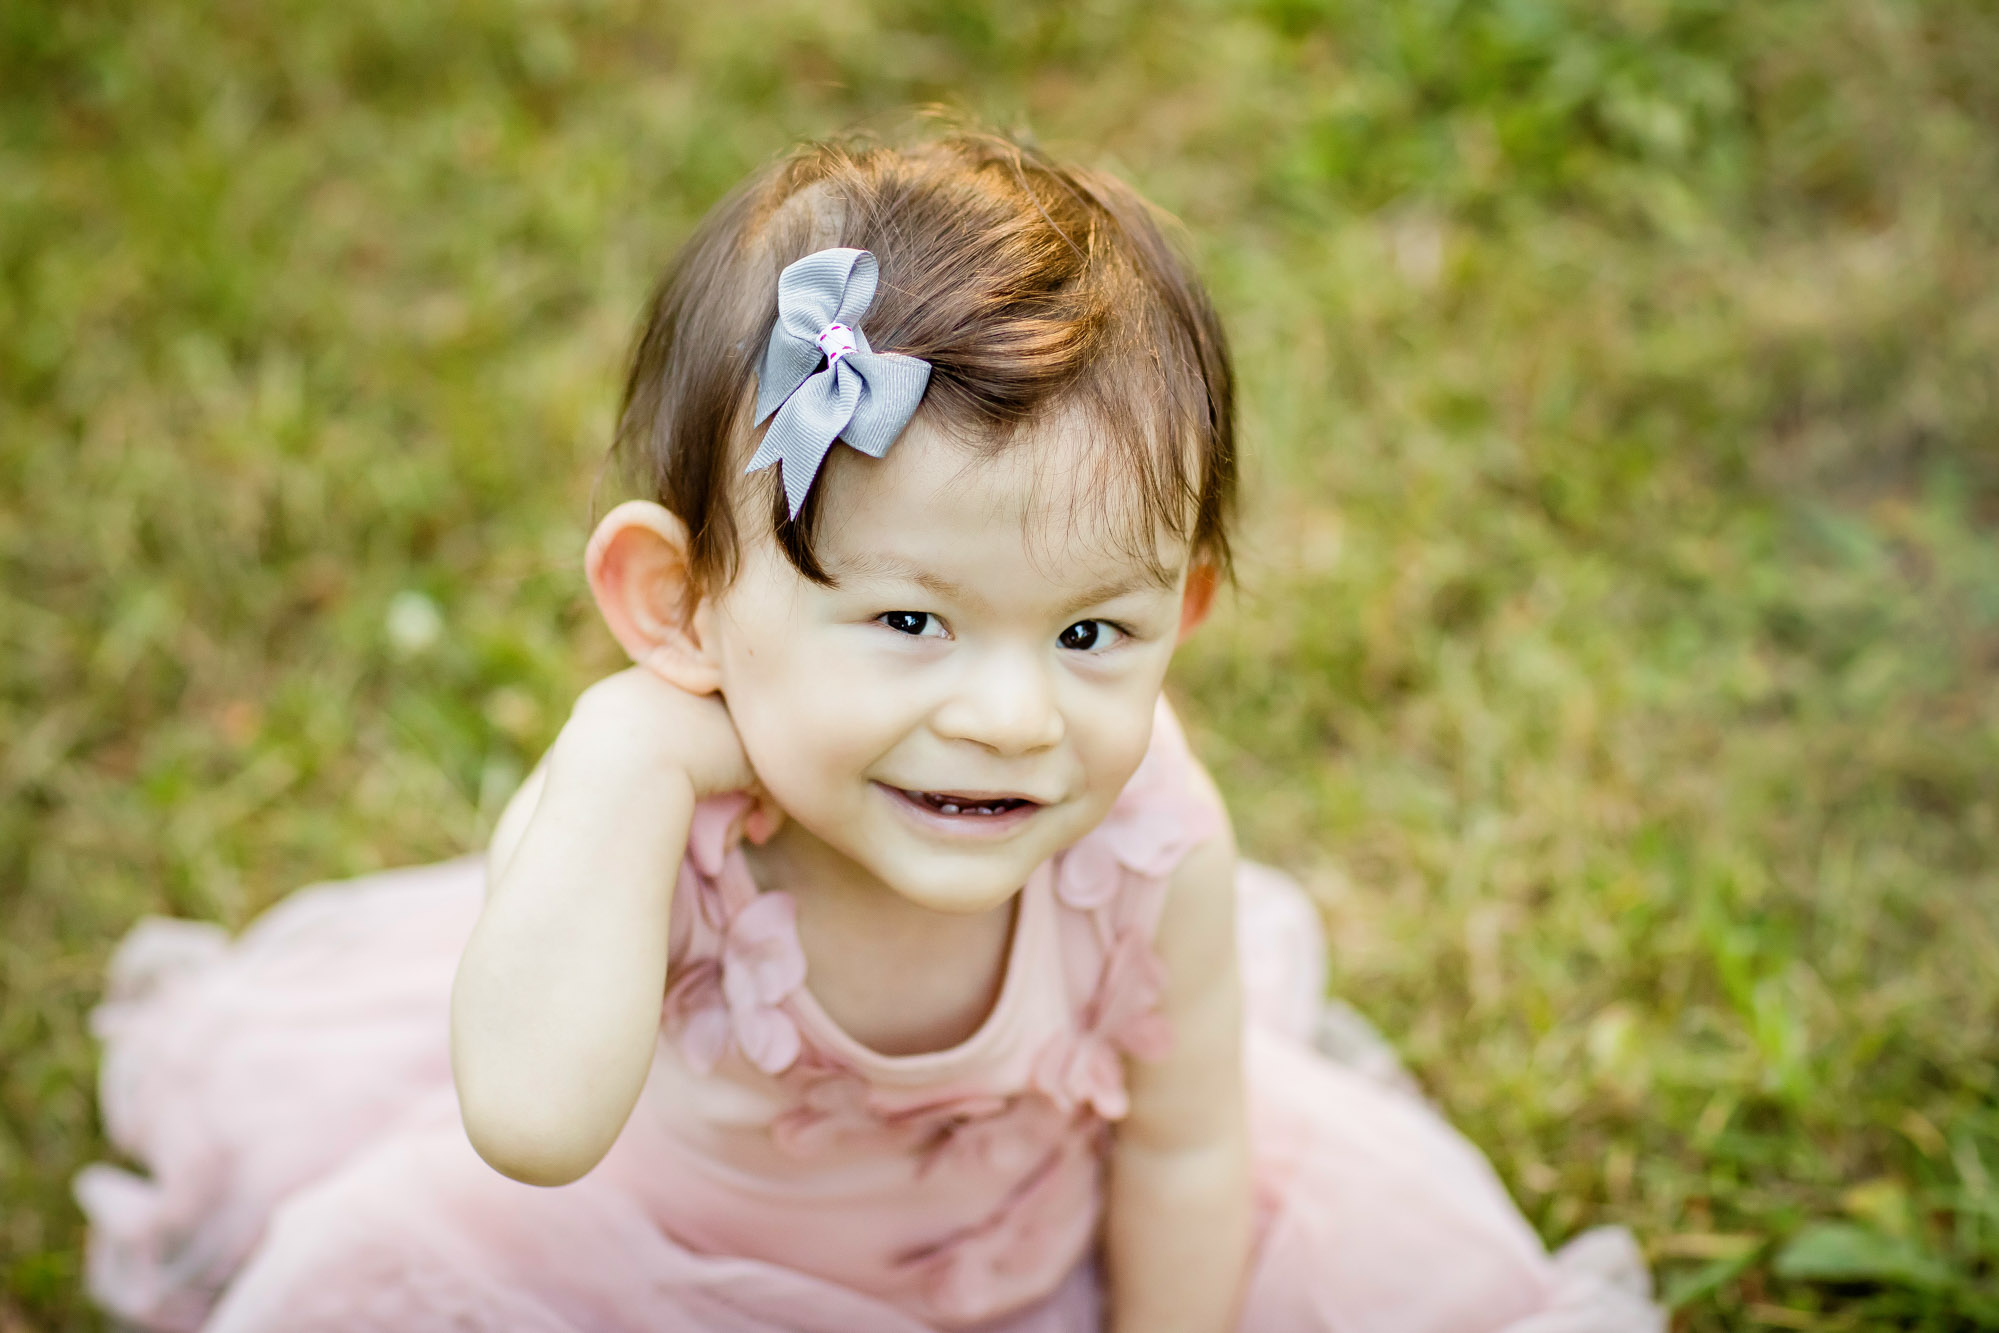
[741,820,1020,1057]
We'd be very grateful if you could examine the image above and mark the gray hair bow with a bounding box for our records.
[748,247,932,517]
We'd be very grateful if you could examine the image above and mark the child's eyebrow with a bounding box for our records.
[1065,568,1181,611]
[830,554,1179,608]
[832,553,969,599]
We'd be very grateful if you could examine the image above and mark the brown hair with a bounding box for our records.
[612,128,1237,590]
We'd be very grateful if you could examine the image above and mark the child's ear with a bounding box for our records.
[1177,561,1220,643]
[585,501,723,695]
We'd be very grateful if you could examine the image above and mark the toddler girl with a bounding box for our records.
[77,132,1663,1333]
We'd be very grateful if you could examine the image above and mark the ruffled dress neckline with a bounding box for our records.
[668,795,1060,1084]
[779,864,1049,1081]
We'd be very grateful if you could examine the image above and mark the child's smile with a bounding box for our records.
[878,782,1047,838]
[710,410,1200,917]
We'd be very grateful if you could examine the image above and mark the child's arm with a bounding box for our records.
[449,666,755,1187]
[484,755,548,887]
[1104,779,1252,1333]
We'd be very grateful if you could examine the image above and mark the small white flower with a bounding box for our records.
[385,590,444,657]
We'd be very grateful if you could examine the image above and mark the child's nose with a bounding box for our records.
[931,646,1065,755]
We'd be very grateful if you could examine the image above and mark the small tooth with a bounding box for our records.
[939,803,961,815]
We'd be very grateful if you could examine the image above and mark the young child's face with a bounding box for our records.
[709,415,1199,914]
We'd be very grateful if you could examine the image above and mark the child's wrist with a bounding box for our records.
[554,691,701,793]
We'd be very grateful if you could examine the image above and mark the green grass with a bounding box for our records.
[5,1,1998,1328]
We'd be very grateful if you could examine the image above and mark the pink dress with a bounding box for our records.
[77,706,1662,1333]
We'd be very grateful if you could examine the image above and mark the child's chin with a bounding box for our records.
[877,853,1037,916]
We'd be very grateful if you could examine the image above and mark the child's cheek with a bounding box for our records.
[1074,666,1174,792]
[730,660,888,810]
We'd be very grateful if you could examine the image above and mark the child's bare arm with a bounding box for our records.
[485,755,548,886]
[449,666,754,1186]
[1105,789,1252,1333]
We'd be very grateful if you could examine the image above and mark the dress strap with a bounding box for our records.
[1032,699,1228,1119]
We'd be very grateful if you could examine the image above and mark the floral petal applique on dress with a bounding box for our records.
[664,795,809,1076]
[1037,702,1221,1119]
[771,1073,1031,1171]
[892,1133,1097,1327]
[665,898,806,1075]
[1031,930,1173,1119]
[684,794,754,880]
[719,892,808,1074]
[1051,838,1120,912]
[663,959,731,1074]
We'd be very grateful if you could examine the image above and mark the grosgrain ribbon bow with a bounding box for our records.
[748,248,932,516]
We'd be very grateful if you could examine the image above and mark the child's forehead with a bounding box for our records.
[811,414,1192,592]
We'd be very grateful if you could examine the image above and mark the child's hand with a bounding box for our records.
[562,667,782,841]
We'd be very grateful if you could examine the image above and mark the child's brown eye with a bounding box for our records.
[880,611,935,636]
[1058,620,1112,651]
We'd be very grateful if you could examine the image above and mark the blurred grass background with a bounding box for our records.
[4,0,1998,1328]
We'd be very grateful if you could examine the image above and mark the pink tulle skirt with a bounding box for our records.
[77,858,1662,1332]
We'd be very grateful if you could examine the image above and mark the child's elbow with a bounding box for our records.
[448,926,657,1186]
[449,1015,625,1186]
[455,1078,615,1186]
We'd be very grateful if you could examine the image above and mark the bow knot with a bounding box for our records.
[816,322,858,364]
[749,248,932,516]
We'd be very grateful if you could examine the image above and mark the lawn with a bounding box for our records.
[4,1,1998,1328]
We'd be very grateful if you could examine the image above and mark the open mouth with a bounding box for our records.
[879,783,1047,831]
[897,789,1039,817]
